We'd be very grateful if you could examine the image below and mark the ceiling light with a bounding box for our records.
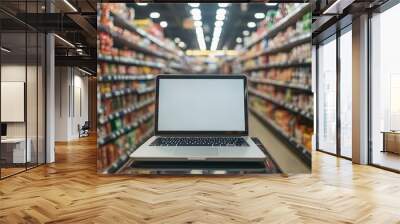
[190,8,201,16]
[188,3,200,7]
[174,37,181,43]
[265,3,278,6]
[192,14,202,21]
[210,37,219,51]
[195,26,206,51]
[213,26,222,37]
[214,20,223,27]
[63,0,77,12]
[247,21,256,28]
[160,21,168,28]
[54,34,75,48]
[1,47,11,53]
[150,12,160,19]
[218,3,230,7]
[236,37,242,43]
[194,20,203,27]
[216,8,226,15]
[76,48,83,52]
[254,13,265,19]
[136,3,148,6]
[243,30,250,36]
[178,42,186,48]
[216,14,225,21]
[78,67,92,76]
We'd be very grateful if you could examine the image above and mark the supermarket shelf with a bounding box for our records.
[249,78,312,93]
[98,25,168,59]
[98,74,156,82]
[103,129,154,174]
[243,61,311,72]
[249,108,311,165]
[98,98,155,125]
[248,88,313,121]
[110,11,176,54]
[99,86,155,100]
[240,33,311,62]
[98,54,165,68]
[98,112,154,147]
[245,4,310,49]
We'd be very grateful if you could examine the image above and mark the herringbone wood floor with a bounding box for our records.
[1,135,400,224]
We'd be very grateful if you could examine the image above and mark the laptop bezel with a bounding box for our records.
[154,74,249,136]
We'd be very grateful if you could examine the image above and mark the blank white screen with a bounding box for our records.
[158,78,246,131]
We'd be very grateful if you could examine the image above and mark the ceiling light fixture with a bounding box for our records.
[63,0,78,12]
[192,14,202,21]
[254,12,265,19]
[216,14,225,21]
[216,8,226,15]
[190,8,201,17]
[188,3,200,7]
[243,30,250,36]
[1,47,11,53]
[215,20,223,27]
[160,21,168,28]
[210,4,229,51]
[136,3,148,6]
[265,3,278,6]
[218,3,230,8]
[194,20,203,27]
[78,67,93,76]
[178,42,186,48]
[247,21,256,28]
[174,37,181,43]
[54,34,75,48]
[150,12,160,19]
[236,37,242,43]
[195,26,206,51]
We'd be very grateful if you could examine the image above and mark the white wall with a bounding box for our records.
[54,67,89,141]
[1,64,46,164]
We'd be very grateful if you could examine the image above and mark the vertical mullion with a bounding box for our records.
[367,12,373,165]
[336,29,341,157]
[0,20,2,179]
[315,45,320,151]
[25,0,28,171]
[36,0,39,167]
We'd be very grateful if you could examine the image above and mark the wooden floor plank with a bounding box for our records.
[0,135,399,223]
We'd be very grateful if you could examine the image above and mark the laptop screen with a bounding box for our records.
[156,76,247,134]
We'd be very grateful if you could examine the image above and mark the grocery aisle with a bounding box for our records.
[249,114,309,173]
[97,3,312,174]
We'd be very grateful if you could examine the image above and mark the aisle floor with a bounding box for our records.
[249,114,310,173]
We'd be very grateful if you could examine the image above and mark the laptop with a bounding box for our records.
[130,75,266,162]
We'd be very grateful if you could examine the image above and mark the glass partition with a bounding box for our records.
[339,27,352,158]
[317,35,337,154]
[370,3,400,171]
[0,0,46,179]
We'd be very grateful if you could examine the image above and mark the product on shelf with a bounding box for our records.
[97,3,187,173]
[249,96,312,152]
[242,43,311,71]
[239,3,313,160]
[250,67,311,87]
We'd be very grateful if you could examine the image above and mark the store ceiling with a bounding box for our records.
[129,3,280,50]
[0,0,97,73]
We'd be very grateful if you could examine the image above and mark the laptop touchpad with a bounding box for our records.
[179,147,218,156]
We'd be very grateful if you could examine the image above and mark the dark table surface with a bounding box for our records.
[117,137,283,175]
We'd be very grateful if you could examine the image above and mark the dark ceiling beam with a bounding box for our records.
[67,13,97,40]
[55,55,96,70]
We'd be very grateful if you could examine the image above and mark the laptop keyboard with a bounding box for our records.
[150,137,249,147]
